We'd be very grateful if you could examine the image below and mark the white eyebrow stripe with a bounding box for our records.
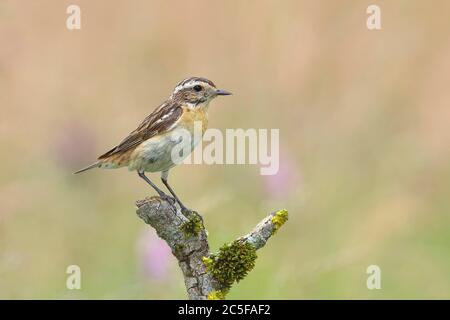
[172,80,211,94]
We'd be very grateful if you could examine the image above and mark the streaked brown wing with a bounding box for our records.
[98,101,183,160]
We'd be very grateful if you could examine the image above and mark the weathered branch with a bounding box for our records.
[136,196,288,300]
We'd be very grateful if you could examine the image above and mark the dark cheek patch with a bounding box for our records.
[178,89,208,105]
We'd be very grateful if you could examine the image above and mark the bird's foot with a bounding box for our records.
[176,203,202,223]
[183,209,204,227]
[157,193,203,225]
[158,193,176,206]
[178,203,194,217]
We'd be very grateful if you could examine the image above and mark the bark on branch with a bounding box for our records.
[136,196,288,300]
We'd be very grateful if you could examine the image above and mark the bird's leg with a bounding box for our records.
[161,171,191,214]
[138,171,175,205]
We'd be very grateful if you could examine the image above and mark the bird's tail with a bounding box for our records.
[73,162,100,174]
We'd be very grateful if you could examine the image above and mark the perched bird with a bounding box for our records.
[75,77,231,212]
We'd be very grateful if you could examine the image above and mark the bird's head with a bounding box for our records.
[170,77,231,108]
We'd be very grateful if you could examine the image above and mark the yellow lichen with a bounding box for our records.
[271,209,288,233]
[207,290,226,300]
[202,256,213,268]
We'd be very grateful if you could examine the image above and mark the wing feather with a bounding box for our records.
[98,101,183,160]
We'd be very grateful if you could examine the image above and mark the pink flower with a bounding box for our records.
[136,229,172,281]
[262,149,299,199]
[51,121,96,170]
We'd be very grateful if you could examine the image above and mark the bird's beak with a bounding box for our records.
[215,89,232,96]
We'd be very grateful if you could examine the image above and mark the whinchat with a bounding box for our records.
[75,77,231,213]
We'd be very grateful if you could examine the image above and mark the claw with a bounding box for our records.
[181,206,192,216]
[160,193,176,205]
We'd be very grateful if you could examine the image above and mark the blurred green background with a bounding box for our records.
[1,0,450,299]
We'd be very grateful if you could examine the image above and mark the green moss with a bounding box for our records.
[180,214,203,238]
[207,290,226,300]
[174,244,185,256]
[271,209,288,233]
[204,240,257,289]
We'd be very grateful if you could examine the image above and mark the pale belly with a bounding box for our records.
[128,126,202,173]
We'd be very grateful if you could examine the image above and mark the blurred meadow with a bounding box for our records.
[1,0,450,299]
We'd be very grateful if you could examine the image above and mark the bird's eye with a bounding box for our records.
[193,85,203,92]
